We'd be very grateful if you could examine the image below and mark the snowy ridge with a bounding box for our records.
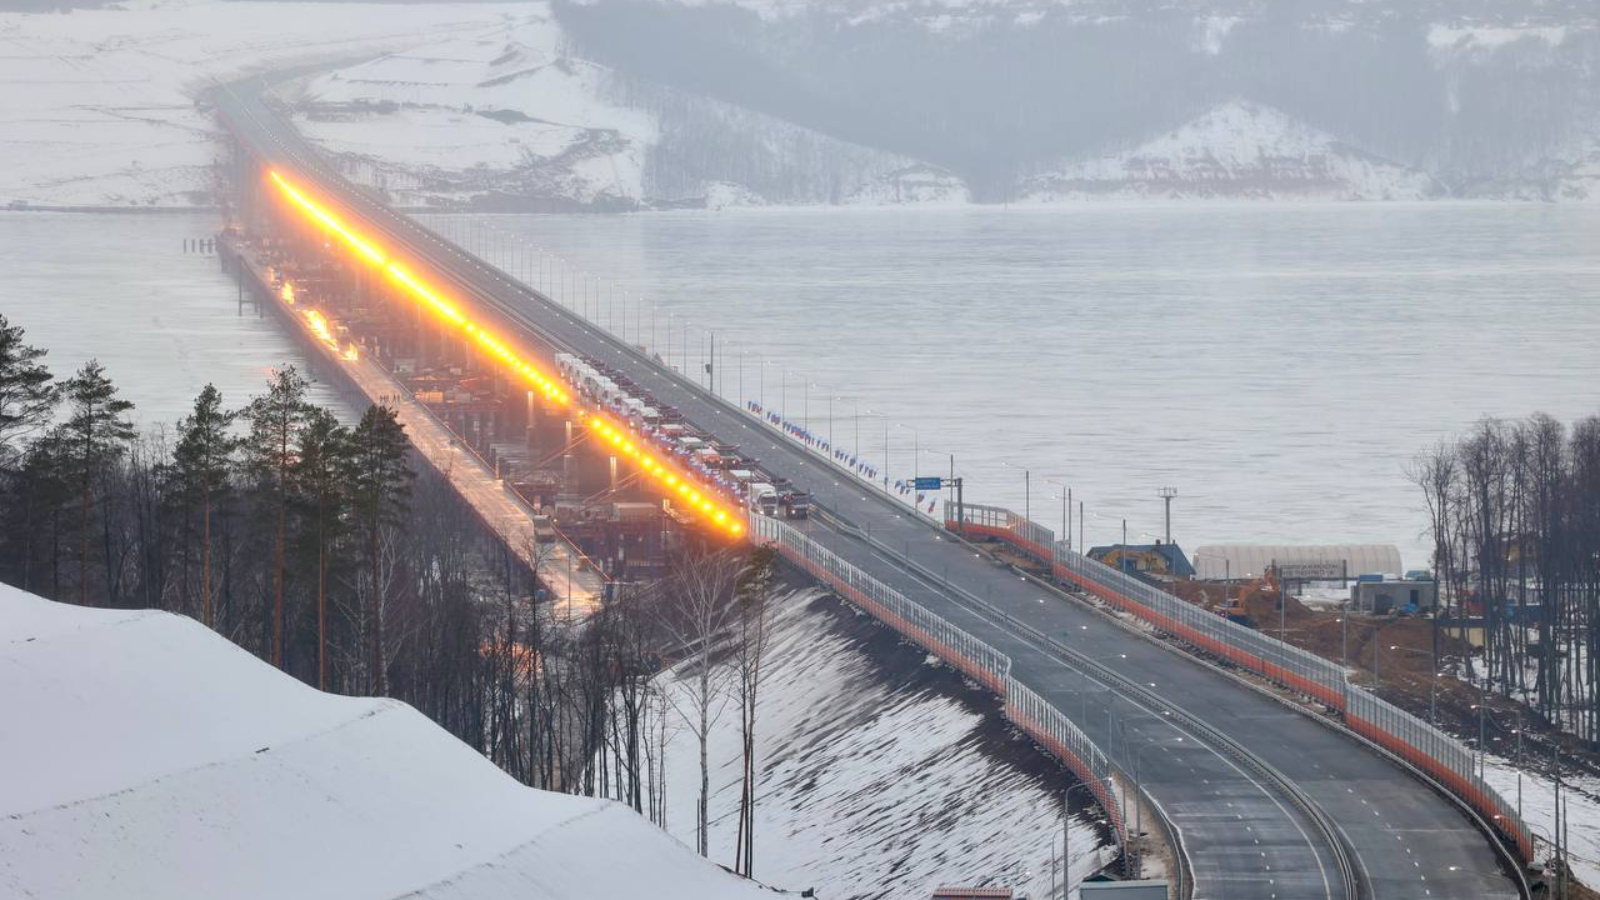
[0,585,778,900]
[1019,101,1443,202]
[644,592,1113,900]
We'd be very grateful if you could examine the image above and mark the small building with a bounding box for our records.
[1191,544,1402,582]
[1087,542,1195,579]
[1351,578,1439,614]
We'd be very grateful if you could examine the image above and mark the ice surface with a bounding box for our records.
[0,584,781,900]
[0,211,344,429]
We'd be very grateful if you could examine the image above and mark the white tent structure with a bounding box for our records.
[1191,544,1403,581]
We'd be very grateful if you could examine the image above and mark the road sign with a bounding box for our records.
[913,476,943,490]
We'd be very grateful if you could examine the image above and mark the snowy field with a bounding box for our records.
[0,583,780,900]
[638,591,1116,900]
[0,0,519,207]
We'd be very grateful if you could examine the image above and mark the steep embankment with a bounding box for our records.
[639,589,1116,900]
[0,584,783,900]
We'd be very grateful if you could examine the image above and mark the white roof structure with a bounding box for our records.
[1191,544,1403,580]
[0,586,777,900]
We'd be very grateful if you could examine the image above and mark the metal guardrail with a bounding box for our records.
[746,513,1145,883]
[947,500,1536,868]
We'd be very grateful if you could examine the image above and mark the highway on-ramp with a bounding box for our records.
[216,80,1521,900]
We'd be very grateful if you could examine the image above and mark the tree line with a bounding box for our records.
[1,313,782,874]
[1410,412,1600,744]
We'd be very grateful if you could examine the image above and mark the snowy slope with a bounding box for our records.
[1019,101,1443,202]
[1484,756,1600,891]
[641,592,1115,900]
[0,0,518,208]
[0,585,782,900]
[288,11,967,210]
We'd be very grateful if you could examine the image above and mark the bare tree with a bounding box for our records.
[658,547,742,857]
[732,545,777,876]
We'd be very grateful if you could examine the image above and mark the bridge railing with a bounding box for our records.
[943,500,1534,864]
[747,512,1130,854]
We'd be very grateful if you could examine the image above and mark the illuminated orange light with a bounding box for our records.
[268,168,749,536]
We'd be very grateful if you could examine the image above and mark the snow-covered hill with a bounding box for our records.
[286,12,969,210]
[1019,102,1443,202]
[0,585,782,900]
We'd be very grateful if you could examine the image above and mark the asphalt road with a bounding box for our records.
[216,81,1520,900]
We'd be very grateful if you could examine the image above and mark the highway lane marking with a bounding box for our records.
[859,541,1338,900]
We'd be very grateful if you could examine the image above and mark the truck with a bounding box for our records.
[531,514,557,543]
[748,483,779,516]
[780,491,811,520]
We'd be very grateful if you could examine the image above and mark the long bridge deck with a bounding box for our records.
[216,78,1521,900]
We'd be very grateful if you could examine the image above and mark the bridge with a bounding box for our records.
[214,78,1529,900]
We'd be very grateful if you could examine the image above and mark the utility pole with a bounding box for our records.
[1158,486,1177,543]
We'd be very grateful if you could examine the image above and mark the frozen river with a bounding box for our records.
[5,205,1597,570]
[0,212,343,429]
[431,202,1600,570]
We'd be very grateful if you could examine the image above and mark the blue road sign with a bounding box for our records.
[913,476,943,490]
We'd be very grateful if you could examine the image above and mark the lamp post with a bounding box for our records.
[896,422,919,496]
[924,447,957,524]
[1046,478,1070,549]
[1063,777,1114,900]
[1388,644,1439,725]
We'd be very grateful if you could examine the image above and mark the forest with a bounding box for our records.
[0,313,779,873]
[1411,412,1600,746]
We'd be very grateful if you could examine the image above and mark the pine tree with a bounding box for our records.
[0,314,57,462]
[245,367,310,669]
[294,406,351,691]
[56,360,135,606]
[348,403,414,695]
[173,384,238,629]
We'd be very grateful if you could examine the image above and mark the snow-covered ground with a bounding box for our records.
[1019,102,1442,202]
[0,0,517,208]
[1484,755,1600,891]
[0,583,782,900]
[638,590,1116,900]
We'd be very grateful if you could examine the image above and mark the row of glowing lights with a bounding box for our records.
[266,169,743,536]
[283,283,360,361]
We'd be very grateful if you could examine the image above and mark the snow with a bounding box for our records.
[0,584,781,900]
[1195,15,1238,56]
[0,0,519,208]
[636,591,1116,900]
[1428,24,1569,53]
[287,14,658,207]
[1483,755,1600,891]
[1019,101,1441,202]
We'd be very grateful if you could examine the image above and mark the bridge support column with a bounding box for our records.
[525,390,537,447]
[563,418,575,486]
